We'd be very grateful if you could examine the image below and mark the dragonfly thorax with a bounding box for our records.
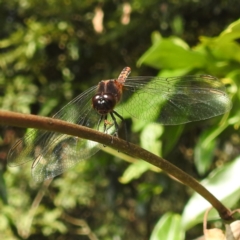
[92,93,117,115]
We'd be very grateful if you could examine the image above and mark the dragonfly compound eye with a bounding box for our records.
[92,93,117,115]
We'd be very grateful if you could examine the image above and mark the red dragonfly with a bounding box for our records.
[8,67,232,181]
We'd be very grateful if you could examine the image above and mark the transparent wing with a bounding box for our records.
[8,74,232,181]
[8,85,105,182]
[119,75,232,124]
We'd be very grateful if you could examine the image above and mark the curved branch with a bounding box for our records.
[0,110,233,221]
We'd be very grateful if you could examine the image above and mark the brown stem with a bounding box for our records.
[0,110,234,221]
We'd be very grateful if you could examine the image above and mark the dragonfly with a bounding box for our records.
[8,67,232,182]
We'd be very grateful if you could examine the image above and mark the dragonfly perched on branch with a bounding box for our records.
[8,67,232,182]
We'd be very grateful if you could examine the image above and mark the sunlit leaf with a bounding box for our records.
[119,160,153,184]
[137,36,206,70]
[217,19,240,43]
[150,212,184,240]
[182,156,240,230]
[140,123,163,156]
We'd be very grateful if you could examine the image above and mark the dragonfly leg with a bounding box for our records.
[111,110,129,143]
[97,114,104,131]
[109,112,119,138]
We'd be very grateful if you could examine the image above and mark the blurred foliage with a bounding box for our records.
[150,212,184,240]
[0,0,240,239]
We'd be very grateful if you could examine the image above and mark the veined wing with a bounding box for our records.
[119,75,232,124]
[8,85,103,182]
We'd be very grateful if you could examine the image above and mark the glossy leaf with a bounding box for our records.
[217,19,240,43]
[182,156,240,230]
[194,120,229,175]
[137,36,207,70]
[119,160,154,184]
[140,123,163,156]
[150,212,184,240]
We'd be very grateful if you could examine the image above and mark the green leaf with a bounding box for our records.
[200,36,240,63]
[151,31,162,45]
[217,19,240,43]
[140,123,163,156]
[194,114,230,175]
[182,156,240,230]
[194,122,228,176]
[137,182,163,202]
[150,212,184,240]
[171,15,184,35]
[200,19,240,49]
[119,160,153,184]
[0,170,8,204]
[199,19,240,64]
[119,124,163,184]
[158,68,192,78]
[212,41,240,62]
[137,36,206,70]
[39,98,59,116]
[194,132,216,176]
[161,125,184,156]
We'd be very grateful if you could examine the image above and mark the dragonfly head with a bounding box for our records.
[92,93,117,115]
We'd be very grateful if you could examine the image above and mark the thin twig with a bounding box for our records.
[63,214,99,240]
[0,110,234,221]
[18,179,52,239]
